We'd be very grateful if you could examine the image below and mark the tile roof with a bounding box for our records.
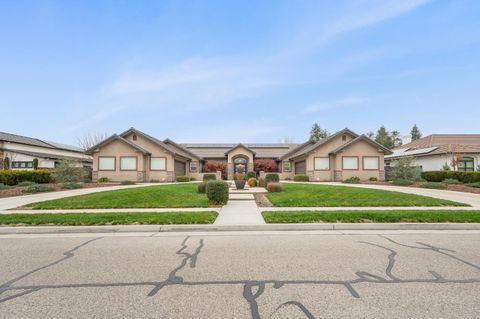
[183,143,299,159]
[0,131,85,153]
[390,134,480,157]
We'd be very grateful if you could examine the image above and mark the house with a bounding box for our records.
[0,132,92,170]
[385,134,480,172]
[86,127,391,182]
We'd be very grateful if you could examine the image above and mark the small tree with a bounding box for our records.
[253,159,278,173]
[77,132,109,150]
[309,123,329,142]
[410,124,422,141]
[391,157,421,181]
[3,157,10,170]
[202,161,227,179]
[53,159,86,183]
[33,158,39,170]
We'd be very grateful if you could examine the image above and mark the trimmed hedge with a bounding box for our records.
[202,173,216,181]
[0,170,52,186]
[246,171,257,180]
[97,177,110,183]
[267,182,283,192]
[247,177,257,187]
[197,182,207,193]
[392,179,414,186]
[293,174,309,182]
[176,175,191,182]
[343,176,360,184]
[421,171,480,184]
[265,173,280,185]
[206,181,229,205]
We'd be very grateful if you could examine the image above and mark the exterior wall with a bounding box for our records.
[92,139,147,182]
[122,132,176,182]
[1,142,91,163]
[387,154,480,172]
[2,151,84,170]
[333,140,385,181]
[304,133,355,181]
[226,147,254,178]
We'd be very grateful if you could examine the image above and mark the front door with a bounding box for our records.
[233,157,247,174]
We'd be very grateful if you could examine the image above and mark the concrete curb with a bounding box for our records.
[1,223,480,234]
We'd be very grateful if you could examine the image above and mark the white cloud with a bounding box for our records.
[303,96,370,114]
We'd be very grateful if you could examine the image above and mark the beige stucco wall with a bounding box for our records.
[92,139,147,182]
[226,146,255,177]
[333,140,385,181]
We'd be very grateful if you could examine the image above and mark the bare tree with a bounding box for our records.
[77,132,109,150]
[278,136,296,144]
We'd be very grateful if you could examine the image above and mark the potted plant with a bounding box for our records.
[234,164,246,190]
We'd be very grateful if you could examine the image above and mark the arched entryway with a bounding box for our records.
[233,156,248,174]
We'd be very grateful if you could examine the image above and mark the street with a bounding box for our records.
[1,230,480,318]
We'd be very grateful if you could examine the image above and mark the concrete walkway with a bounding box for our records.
[0,182,188,211]
[284,181,480,207]
[215,188,266,225]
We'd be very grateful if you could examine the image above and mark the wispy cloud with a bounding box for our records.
[303,96,370,114]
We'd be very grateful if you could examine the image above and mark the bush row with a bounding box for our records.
[421,171,480,184]
[0,170,52,186]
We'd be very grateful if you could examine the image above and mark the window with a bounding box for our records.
[99,157,115,170]
[283,161,291,172]
[457,157,474,172]
[342,156,358,170]
[12,161,33,169]
[120,157,137,170]
[151,157,166,170]
[190,161,198,172]
[314,157,330,170]
[363,157,379,170]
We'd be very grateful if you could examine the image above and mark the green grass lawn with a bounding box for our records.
[266,183,467,207]
[0,211,218,226]
[262,210,480,223]
[25,184,209,209]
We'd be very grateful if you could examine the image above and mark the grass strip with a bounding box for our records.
[266,184,467,207]
[262,210,480,223]
[0,211,218,226]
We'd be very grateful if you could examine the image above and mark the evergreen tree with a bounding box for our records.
[309,123,329,142]
[410,124,422,141]
[374,126,394,149]
[390,130,403,148]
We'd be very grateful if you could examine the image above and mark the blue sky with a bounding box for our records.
[1,0,479,145]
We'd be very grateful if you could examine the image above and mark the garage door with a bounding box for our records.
[295,161,306,174]
[174,160,186,176]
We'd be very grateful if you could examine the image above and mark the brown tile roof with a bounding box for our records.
[183,143,299,159]
[393,134,480,156]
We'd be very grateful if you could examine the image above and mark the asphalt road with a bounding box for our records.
[1,230,480,318]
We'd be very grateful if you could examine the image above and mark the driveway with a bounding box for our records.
[1,230,479,318]
[317,182,480,207]
[0,183,168,211]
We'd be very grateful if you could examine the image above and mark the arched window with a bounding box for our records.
[233,157,248,174]
[457,157,474,171]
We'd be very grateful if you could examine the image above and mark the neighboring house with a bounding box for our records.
[87,127,391,182]
[385,134,480,172]
[0,132,92,170]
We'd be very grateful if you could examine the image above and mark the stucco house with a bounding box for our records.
[385,134,480,172]
[0,132,92,170]
[86,127,391,182]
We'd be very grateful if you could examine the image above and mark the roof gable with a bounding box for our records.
[85,134,151,155]
[224,143,256,155]
[330,135,393,155]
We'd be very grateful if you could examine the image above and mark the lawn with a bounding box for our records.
[262,210,480,223]
[266,184,467,207]
[0,211,218,226]
[25,184,209,209]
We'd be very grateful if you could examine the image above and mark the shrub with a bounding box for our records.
[203,173,216,181]
[33,158,39,170]
[22,185,55,193]
[421,171,480,183]
[0,183,10,190]
[197,182,207,193]
[17,181,36,187]
[253,159,278,173]
[120,180,136,185]
[97,177,110,183]
[3,157,10,170]
[284,177,292,181]
[53,159,86,183]
[247,177,257,187]
[392,179,414,186]
[61,182,82,190]
[293,174,309,182]
[443,178,461,185]
[246,171,256,180]
[203,161,227,179]
[369,177,378,182]
[343,176,360,184]
[258,178,266,188]
[467,182,480,188]
[176,175,190,182]
[206,181,229,205]
[0,169,52,185]
[265,173,280,185]
[267,182,284,192]
[419,182,447,190]
[390,158,422,181]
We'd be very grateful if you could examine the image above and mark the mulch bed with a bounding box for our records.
[254,193,274,207]
[0,183,120,199]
